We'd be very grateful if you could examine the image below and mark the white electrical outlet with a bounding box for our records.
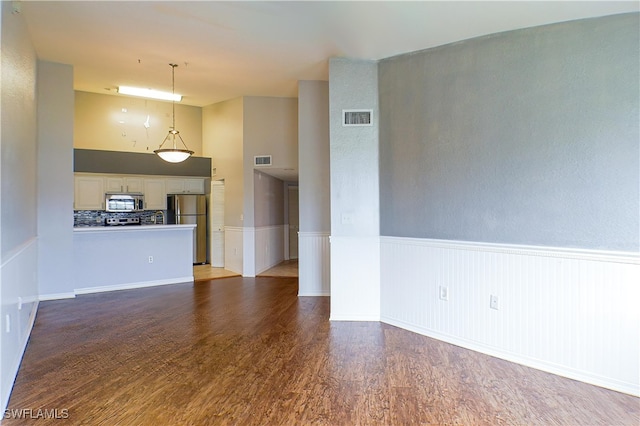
[5,314,10,333]
[490,295,499,310]
[18,297,22,311]
[148,256,153,264]
[439,286,449,301]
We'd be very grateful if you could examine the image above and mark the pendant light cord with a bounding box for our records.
[171,63,177,131]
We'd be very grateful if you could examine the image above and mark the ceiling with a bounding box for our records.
[21,1,638,108]
[19,1,638,182]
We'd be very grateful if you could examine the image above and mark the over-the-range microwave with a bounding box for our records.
[105,193,144,212]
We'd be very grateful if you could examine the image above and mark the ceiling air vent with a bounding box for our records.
[343,109,373,127]
[254,155,272,166]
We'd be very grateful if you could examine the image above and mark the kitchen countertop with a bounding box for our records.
[73,224,196,233]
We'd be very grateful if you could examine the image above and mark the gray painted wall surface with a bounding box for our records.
[1,4,38,255]
[330,58,379,237]
[37,61,75,296]
[74,148,211,177]
[253,170,284,227]
[379,13,639,251]
[298,80,330,233]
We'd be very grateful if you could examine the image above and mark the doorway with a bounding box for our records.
[287,185,299,260]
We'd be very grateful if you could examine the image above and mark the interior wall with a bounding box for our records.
[298,81,330,233]
[0,2,39,410]
[298,80,330,295]
[202,97,244,274]
[242,96,298,228]
[253,170,285,273]
[329,58,380,319]
[75,91,203,156]
[37,61,74,297]
[378,13,639,251]
[202,97,244,228]
[253,170,284,228]
[376,13,640,396]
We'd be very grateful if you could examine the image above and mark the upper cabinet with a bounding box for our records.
[144,179,167,210]
[166,178,205,194]
[74,174,105,210]
[105,176,143,193]
[74,173,206,211]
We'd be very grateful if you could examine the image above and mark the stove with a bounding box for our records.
[105,217,140,226]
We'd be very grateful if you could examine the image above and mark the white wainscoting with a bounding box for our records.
[225,226,244,275]
[330,236,380,321]
[298,232,330,296]
[255,225,285,275]
[1,238,39,411]
[380,236,640,396]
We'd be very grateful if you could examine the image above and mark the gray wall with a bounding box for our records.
[37,61,74,296]
[379,13,639,251]
[330,58,379,238]
[1,5,37,255]
[298,80,330,233]
[253,170,284,227]
[74,149,211,177]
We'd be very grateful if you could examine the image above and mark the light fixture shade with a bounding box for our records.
[155,149,193,163]
[154,128,194,163]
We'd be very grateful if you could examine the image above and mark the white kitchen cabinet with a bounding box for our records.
[74,175,105,210]
[166,178,205,194]
[144,178,167,210]
[105,176,143,193]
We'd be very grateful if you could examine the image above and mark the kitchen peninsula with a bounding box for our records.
[73,224,195,294]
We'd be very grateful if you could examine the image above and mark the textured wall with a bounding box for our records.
[242,96,298,227]
[379,13,639,251]
[1,4,38,255]
[298,81,330,233]
[0,2,40,411]
[330,58,379,238]
[75,91,203,156]
[253,170,284,227]
[202,97,244,227]
[37,61,74,297]
[329,58,381,320]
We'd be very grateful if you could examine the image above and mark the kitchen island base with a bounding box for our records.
[72,225,196,296]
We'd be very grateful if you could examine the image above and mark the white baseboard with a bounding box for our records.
[38,292,76,301]
[75,276,193,295]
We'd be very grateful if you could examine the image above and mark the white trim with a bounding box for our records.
[0,237,37,268]
[39,292,76,301]
[298,232,331,297]
[381,236,639,264]
[75,277,193,295]
[73,224,196,234]
[300,231,331,238]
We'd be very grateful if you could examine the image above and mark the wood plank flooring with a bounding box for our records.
[5,277,639,425]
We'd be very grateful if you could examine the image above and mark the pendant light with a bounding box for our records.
[154,63,194,163]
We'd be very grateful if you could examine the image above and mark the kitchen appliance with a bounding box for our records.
[105,217,140,226]
[167,194,207,264]
[105,193,144,212]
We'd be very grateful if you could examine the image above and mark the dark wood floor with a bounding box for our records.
[6,277,639,425]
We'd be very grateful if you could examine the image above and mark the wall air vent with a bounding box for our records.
[343,109,373,127]
[254,155,272,166]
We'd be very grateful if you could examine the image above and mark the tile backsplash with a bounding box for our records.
[74,210,165,227]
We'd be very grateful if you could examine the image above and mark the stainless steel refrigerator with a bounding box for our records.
[167,194,207,264]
